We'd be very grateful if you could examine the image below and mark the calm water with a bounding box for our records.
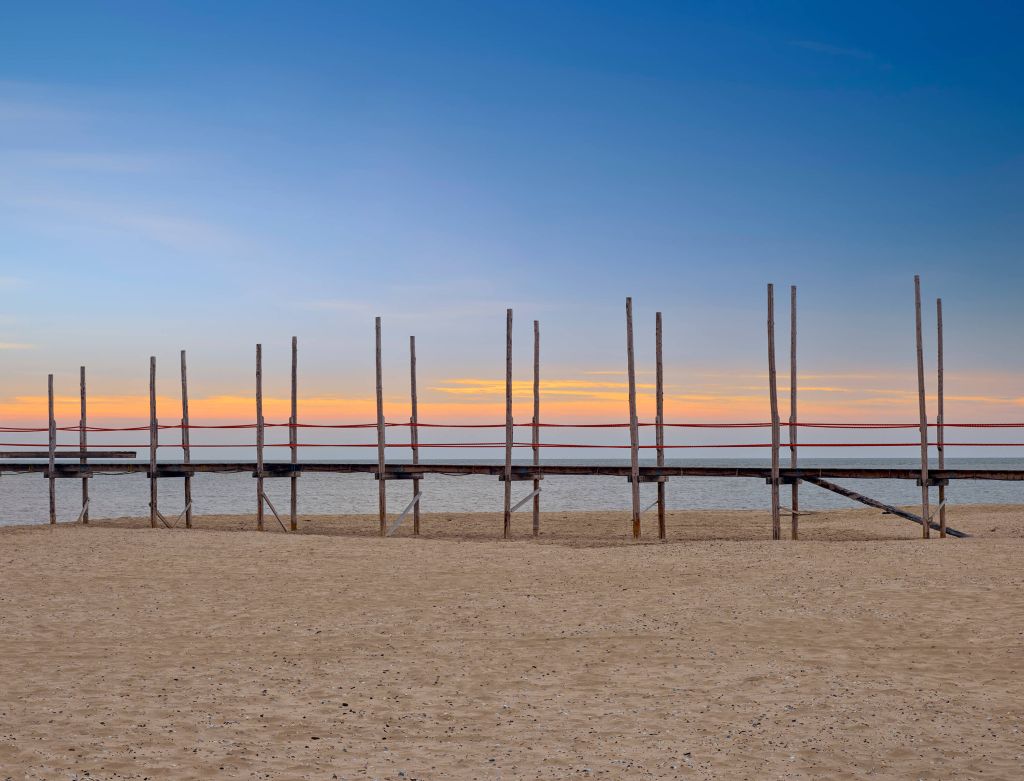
[2,458,1023,526]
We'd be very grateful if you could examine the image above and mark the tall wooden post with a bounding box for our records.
[914,275,931,538]
[149,356,158,529]
[789,286,798,540]
[767,284,781,541]
[80,366,89,524]
[375,317,387,536]
[655,311,666,540]
[626,297,641,539]
[532,320,540,537]
[256,343,264,532]
[290,335,298,532]
[48,374,55,525]
[936,298,946,538]
[409,335,421,536]
[503,308,513,540]
[180,350,193,529]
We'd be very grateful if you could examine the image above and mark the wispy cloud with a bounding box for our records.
[430,377,656,403]
[791,40,875,60]
[3,194,249,256]
[299,299,374,314]
[0,342,33,350]
[7,150,160,174]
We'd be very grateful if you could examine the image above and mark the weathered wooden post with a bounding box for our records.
[48,374,55,525]
[936,298,946,538]
[149,356,158,529]
[256,343,265,532]
[503,308,513,539]
[789,286,798,540]
[409,335,421,536]
[655,311,666,540]
[375,317,387,536]
[80,366,88,524]
[767,284,781,541]
[532,320,541,537]
[180,350,193,529]
[290,335,298,532]
[626,297,641,539]
[914,275,931,538]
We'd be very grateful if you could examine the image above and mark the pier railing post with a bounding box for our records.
[768,284,781,541]
[503,308,513,539]
[532,320,541,537]
[290,335,298,532]
[914,275,931,538]
[48,374,56,525]
[655,311,666,540]
[180,350,192,529]
[410,335,420,536]
[149,356,158,529]
[789,286,798,540]
[80,366,89,524]
[376,317,387,536]
[936,298,946,538]
[256,344,264,531]
[626,298,641,539]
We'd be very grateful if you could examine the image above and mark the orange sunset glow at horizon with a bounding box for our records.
[4,371,1024,428]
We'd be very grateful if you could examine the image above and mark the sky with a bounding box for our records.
[1,1,1023,457]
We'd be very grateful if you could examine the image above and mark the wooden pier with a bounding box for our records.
[3,276,1017,541]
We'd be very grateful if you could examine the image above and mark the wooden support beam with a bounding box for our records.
[80,366,89,524]
[789,285,798,540]
[936,298,946,538]
[503,308,513,540]
[803,476,968,538]
[5,459,1020,487]
[48,373,55,525]
[532,320,541,537]
[655,311,666,541]
[180,350,193,529]
[410,334,420,536]
[149,357,158,529]
[626,297,641,539]
[767,284,781,540]
[375,316,387,536]
[290,335,298,532]
[914,275,931,538]
[256,343,265,532]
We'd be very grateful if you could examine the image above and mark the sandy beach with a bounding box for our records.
[2,506,1023,779]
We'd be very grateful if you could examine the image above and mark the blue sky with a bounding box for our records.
[1,2,1023,454]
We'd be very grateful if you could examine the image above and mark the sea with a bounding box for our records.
[2,458,1023,526]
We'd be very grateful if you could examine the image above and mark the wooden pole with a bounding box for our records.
[914,275,931,538]
[409,335,420,536]
[655,311,666,540]
[376,316,387,536]
[768,284,781,541]
[503,308,513,540]
[48,373,55,525]
[149,356,158,529]
[789,285,798,540]
[937,298,946,538]
[180,350,192,529]
[80,366,89,524]
[626,297,641,539]
[290,335,298,532]
[532,320,540,537]
[256,343,264,532]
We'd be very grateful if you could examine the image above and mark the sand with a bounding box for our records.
[1,506,1023,779]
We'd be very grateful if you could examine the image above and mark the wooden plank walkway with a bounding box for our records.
[6,461,1024,482]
